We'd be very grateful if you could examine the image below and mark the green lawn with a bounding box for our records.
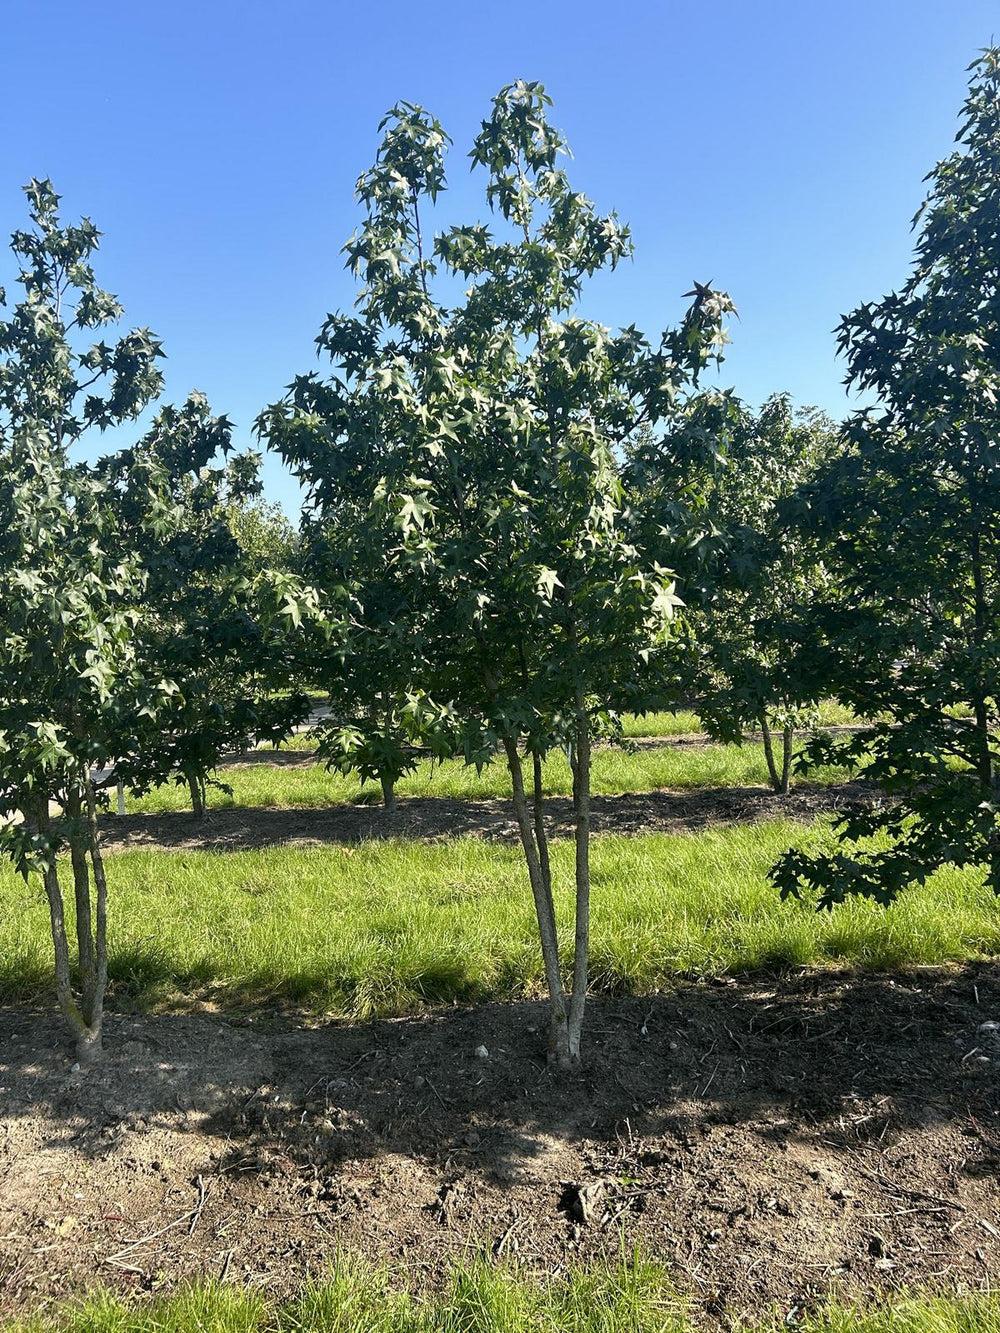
[127,741,853,815]
[5,821,997,1016]
[4,1258,998,1332]
[619,699,860,738]
[271,700,861,749]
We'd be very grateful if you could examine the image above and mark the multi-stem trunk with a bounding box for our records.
[502,737,569,1062]
[566,697,591,1062]
[82,775,109,1059]
[37,788,104,1063]
[65,786,95,1005]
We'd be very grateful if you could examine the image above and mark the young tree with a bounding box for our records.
[0,180,169,1059]
[772,49,1000,905]
[0,181,310,1058]
[101,400,311,816]
[261,85,732,1064]
[291,503,460,812]
[635,394,838,792]
[229,495,298,575]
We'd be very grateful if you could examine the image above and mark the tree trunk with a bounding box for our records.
[503,738,569,1063]
[36,796,96,1060]
[83,776,108,1057]
[42,858,82,1040]
[531,751,554,915]
[65,786,95,1004]
[566,699,591,1062]
[761,717,782,793]
[380,775,397,812]
[187,771,206,818]
[779,723,793,795]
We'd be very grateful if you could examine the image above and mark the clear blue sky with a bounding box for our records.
[3,0,996,513]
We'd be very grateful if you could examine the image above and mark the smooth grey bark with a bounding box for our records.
[83,775,108,1051]
[531,751,554,916]
[566,699,591,1061]
[65,786,95,1003]
[380,774,397,812]
[503,737,569,1063]
[37,793,102,1061]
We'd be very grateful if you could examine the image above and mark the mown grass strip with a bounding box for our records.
[127,742,852,815]
[3,1255,998,1332]
[619,700,860,738]
[3,821,997,1017]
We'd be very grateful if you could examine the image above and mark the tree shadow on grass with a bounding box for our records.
[96,781,879,853]
[0,963,998,1315]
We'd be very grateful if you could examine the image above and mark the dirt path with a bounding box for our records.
[2,965,998,1321]
[230,723,870,765]
[95,781,879,853]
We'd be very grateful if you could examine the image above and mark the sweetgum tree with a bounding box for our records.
[295,511,457,811]
[0,181,309,1058]
[262,84,731,1064]
[0,180,170,1059]
[633,393,838,791]
[773,49,1000,905]
[101,400,311,816]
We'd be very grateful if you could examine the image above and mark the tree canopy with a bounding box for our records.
[772,49,1000,906]
[262,81,733,1063]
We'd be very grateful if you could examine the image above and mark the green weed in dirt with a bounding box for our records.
[2,821,997,1016]
[2,1258,998,1332]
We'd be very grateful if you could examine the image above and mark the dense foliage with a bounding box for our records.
[633,393,839,791]
[0,183,310,1057]
[261,82,732,1063]
[772,49,1000,906]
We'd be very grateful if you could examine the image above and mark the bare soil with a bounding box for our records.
[235,723,868,763]
[97,781,878,854]
[2,966,999,1324]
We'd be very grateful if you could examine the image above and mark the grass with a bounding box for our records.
[620,699,860,738]
[126,741,852,815]
[269,700,860,748]
[3,1256,999,1331]
[4,820,998,1016]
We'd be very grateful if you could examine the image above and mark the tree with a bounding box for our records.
[101,401,311,816]
[772,49,1000,906]
[229,496,298,575]
[0,181,311,1059]
[0,180,170,1059]
[261,84,732,1064]
[291,501,460,812]
[634,393,838,792]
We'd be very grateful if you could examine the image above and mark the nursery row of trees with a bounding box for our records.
[3,50,999,1066]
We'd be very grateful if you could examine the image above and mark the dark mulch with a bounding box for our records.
[96,781,879,854]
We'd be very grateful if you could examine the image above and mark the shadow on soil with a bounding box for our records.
[1,964,999,1315]
[96,781,879,852]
